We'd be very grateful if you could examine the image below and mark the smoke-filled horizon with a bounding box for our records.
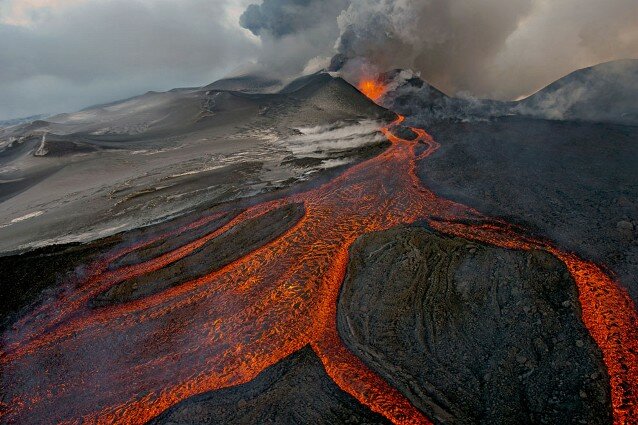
[241,0,638,100]
[1,0,637,120]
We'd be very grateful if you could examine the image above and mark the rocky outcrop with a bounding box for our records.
[337,226,612,425]
[148,346,390,425]
[33,133,98,157]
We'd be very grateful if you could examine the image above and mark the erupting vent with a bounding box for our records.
[358,78,387,102]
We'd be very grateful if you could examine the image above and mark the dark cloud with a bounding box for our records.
[239,0,348,38]
[334,0,638,99]
[238,0,348,78]
[238,0,638,100]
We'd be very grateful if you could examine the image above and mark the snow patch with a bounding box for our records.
[10,210,44,224]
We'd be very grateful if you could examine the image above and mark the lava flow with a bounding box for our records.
[1,92,637,424]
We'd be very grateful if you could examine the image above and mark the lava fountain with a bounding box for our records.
[1,83,637,425]
[358,78,387,102]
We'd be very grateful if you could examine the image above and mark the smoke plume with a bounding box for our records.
[239,0,349,77]
[243,0,638,100]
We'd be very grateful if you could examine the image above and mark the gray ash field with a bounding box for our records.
[0,73,391,253]
[1,61,637,425]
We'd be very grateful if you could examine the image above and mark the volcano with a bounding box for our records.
[1,64,637,425]
[0,72,391,253]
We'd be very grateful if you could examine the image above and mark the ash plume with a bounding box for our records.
[333,0,638,99]
[333,0,534,96]
[240,0,348,38]
[239,0,349,77]
[241,0,638,100]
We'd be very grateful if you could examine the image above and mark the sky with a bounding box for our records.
[0,0,636,120]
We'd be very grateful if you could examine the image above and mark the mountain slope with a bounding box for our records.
[0,73,391,253]
[515,59,638,125]
[1,72,390,146]
[376,59,638,126]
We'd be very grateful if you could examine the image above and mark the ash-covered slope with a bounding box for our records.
[203,73,282,93]
[376,70,507,123]
[1,71,388,145]
[515,59,638,126]
[379,59,638,126]
[40,88,207,137]
[282,72,395,123]
[0,72,391,253]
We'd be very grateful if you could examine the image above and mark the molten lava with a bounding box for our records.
[1,100,637,424]
[358,78,386,102]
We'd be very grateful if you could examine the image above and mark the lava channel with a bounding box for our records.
[1,105,637,425]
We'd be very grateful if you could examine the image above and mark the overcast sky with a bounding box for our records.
[0,0,636,120]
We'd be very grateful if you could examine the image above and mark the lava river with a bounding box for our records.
[1,109,637,424]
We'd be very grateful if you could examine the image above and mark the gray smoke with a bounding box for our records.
[239,0,349,77]
[335,0,533,97]
[333,0,638,99]
[240,0,348,38]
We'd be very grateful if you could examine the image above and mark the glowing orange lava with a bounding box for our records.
[1,111,637,424]
[358,78,386,101]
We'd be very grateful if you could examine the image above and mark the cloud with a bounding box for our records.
[2,0,637,120]
[0,0,258,120]
[492,0,638,99]
[0,0,87,26]
[239,0,348,38]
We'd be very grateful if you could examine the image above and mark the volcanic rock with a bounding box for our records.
[420,117,638,303]
[337,226,612,424]
[148,346,390,425]
[617,220,634,238]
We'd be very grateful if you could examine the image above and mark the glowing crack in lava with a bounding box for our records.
[1,90,638,424]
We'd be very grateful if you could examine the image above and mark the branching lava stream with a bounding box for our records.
[1,97,637,424]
